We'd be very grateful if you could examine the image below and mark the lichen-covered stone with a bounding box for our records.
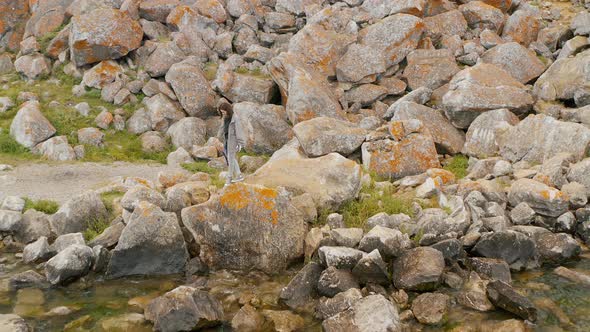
[70,8,143,66]
[181,183,307,274]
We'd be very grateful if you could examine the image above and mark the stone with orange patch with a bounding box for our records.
[0,0,29,51]
[508,179,569,218]
[82,61,123,89]
[181,183,306,274]
[70,8,143,66]
[502,9,541,47]
[362,132,440,180]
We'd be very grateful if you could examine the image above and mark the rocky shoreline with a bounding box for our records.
[3,0,590,331]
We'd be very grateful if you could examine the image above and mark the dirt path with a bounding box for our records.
[0,162,176,204]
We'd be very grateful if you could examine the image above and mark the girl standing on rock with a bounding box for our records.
[218,99,245,185]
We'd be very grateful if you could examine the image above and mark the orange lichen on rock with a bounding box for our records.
[427,168,456,185]
[166,5,195,28]
[219,183,280,224]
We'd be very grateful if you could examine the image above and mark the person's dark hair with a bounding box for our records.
[218,100,233,118]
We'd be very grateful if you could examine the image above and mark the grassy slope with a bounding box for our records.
[0,67,171,165]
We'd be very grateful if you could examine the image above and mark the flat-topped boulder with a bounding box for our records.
[442,63,533,129]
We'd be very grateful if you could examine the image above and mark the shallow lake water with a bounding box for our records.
[2,251,590,331]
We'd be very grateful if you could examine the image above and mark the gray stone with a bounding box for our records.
[392,102,465,154]
[107,201,188,278]
[481,42,545,84]
[567,158,590,193]
[443,64,533,129]
[0,210,21,232]
[293,117,366,158]
[15,209,51,245]
[510,202,536,225]
[181,183,306,274]
[50,191,107,236]
[411,293,450,325]
[358,225,412,258]
[351,249,390,285]
[508,179,569,218]
[31,136,77,161]
[10,101,56,149]
[233,102,293,155]
[88,219,125,249]
[457,272,494,312]
[393,247,445,291]
[279,262,323,312]
[44,244,94,285]
[501,115,590,165]
[403,49,460,91]
[14,54,51,80]
[534,50,590,101]
[8,270,48,291]
[322,294,400,332]
[318,246,366,270]
[50,233,85,253]
[472,230,539,271]
[315,288,362,320]
[144,93,185,132]
[330,228,363,248]
[165,59,216,118]
[166,117,207,151]
[145,286,224,332]
[317,267,359,298]
[246,146,362,210]
[486,280,537,321]
[22,237,52,264]
[536,232,580,264]
[0,314,30,332]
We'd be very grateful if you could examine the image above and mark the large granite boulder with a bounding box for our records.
[165,59,216,118]
[293,117,367,158]
[499,114,590,164]
[10,101,56,149]
[403,49,459,90]
[534,50,590,102]
[442,63,533,129]
[44,244,94,285]
[268,52,345,125]
[166,117,207,151]
[358,14,424,67]
[463,109,519,159]
[480,42,546,84]
[246,143,362,210]
[472,230,539,271]
[181,183,307,274]
[507,179,569,218]
[70,8,143,66]
[24,0,71,38]
[362,121,440,180]
[233,102,293,155]
[392,102,465,154]
[106,201,189,278]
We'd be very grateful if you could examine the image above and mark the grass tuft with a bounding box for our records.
[23,198,60,214]
[339,183,415,229]
[83,190,125,241]
[443,155,469,179]
[182,161,226,188]
[83,218,112,242]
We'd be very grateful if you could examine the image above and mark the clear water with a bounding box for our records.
[2,251,590,331]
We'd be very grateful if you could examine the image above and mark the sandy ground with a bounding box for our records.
[0,162,175,204]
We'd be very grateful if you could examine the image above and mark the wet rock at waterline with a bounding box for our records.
[106,201,189,278]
